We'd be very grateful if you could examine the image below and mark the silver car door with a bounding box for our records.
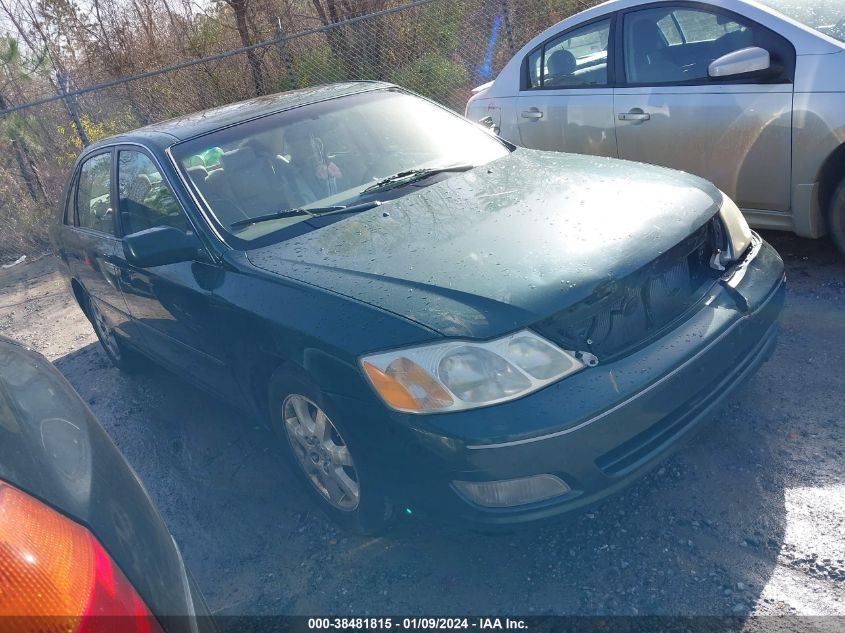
[614,4,795,215]
[516,16,619,158]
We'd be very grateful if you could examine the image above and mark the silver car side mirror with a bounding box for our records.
[708,46,771,79]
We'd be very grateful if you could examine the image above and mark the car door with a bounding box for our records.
[613,3,795,213]
[114,146,240,400]
[516,16,619,158]
[60,150,139,343]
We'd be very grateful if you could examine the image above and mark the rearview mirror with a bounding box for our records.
[708,47,772,79]
[123,226,203,268]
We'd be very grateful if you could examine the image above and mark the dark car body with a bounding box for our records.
[52,81,785,525]
[0,335,214,630]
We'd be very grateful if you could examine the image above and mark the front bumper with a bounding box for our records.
[335,236,785,524]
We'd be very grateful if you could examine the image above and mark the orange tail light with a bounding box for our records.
[0,480,164,633]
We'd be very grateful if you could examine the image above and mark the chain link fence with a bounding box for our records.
[0,0,598,266]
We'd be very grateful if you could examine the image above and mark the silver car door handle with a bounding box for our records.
[521,110,543,120]
[618,112,651,121]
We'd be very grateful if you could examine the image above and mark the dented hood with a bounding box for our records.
[246,149,722,338]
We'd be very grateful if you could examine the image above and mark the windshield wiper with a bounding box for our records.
[230,201,381,228]
[360,164,475,195]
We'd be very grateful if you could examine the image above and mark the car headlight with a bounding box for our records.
[718,191,752,263]
[360,330,585,413]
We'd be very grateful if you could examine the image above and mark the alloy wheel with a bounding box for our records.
[282,394,360,511]
[90,299,121,362]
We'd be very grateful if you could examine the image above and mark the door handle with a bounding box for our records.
[618,111,651,122]
[521,110,543,120]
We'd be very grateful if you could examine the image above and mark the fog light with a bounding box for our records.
[453,475,570,508]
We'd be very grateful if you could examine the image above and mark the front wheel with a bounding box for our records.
[828,178,845,256]
[269,370,393,533]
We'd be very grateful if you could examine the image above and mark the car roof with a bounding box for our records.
[87,80,394,152]
[487,0,840,98]
[539,0,783,19]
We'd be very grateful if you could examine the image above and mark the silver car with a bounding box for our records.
[466,0,845,254]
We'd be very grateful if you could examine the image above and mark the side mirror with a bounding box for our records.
[708,47,772,79]
[123,226,203,268]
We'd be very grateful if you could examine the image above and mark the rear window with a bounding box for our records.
[526,18,611,89]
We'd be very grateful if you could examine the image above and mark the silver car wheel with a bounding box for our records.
[90,299,121,361]
[282,394,360,511]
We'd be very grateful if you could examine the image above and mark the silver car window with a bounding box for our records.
[758,0,845,43]
[526,18,611,89]
[624,6,754,84]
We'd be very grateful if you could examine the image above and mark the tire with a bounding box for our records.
[84,293,143,373]
[268,368,393,534]
[829,177,845,257]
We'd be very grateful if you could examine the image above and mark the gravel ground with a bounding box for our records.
[1,232,843,622]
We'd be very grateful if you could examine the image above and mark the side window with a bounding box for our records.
[526,19,611,89]
[624,6,755,84]
[62,179,77,226]
[656,14,683,46]
[673,9,743,43]
[527,47,543,88]
[76,153,115,235]
[117,150,189,235]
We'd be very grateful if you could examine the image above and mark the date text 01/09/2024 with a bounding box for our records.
[307,618,529,630]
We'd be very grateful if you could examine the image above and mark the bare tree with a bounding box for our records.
[0,37,46,201]
[223,0,267,95]
[309,0,391,79]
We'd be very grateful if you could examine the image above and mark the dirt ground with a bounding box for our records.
[1,231,843,623]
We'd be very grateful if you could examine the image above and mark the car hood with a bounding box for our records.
[246,149,722,338]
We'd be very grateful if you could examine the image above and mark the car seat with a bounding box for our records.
[628,19,683,83]
[204,146,292,226]
[545,49,577,86]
